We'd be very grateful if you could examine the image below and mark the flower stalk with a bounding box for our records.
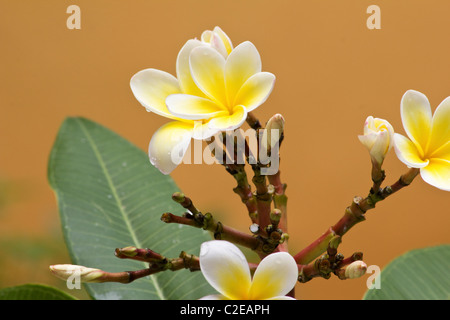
[268,170,288,241]
[294,167,420,265]
[246,112,262,130]
[298,249,365,283]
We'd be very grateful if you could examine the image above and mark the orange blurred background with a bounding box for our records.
[0,0,449,300]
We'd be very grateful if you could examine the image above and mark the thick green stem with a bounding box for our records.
[231,165,258,223]
[371,159,386,194]
[252,164,272,234]
[268,170,288,252]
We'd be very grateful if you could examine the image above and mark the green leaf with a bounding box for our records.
[0,284,77,300]
[363,245,450,300]
[48,117,214,300]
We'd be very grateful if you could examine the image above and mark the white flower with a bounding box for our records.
[393,90,450,191]
[199,240,298,300]
[130,27,275,174]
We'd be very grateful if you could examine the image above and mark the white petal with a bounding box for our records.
[166,94,227,120]
[198,294,229,300]
[199,240,252,300]
[400,90,432,156]
[201,30,212,43]
[234,72,275,112]
[393,133,429,168]
[373,118,395,152]
[148,121,193,175]
[192,120,221,140]
[130,69,181,119]
[358,132,377,151]
[429,96,450,154]
[225,41,262,104]
[213,26,233,55]
[201,28,230,58]
[248,252,298,300]
[369,130,390,164]
[176,39,208,97]
[189,46,227,106]
[210,31,229,59]
[267,296,297,300]
[420,159,450,191]
[363,116,375,135]
[207,105,248,131]
[431,141,450,161]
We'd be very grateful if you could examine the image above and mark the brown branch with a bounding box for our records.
[115,247,165,263]
[99,268,155,284]
[108,250,202,283]
[113,246,260,281]
[172,192,200,215]
[246,112,262,130]
[160,212,264,253]
[294,168,420,264]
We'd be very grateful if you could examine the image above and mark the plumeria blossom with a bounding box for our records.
[199,240,298,300]
[393,90,450,191]
[358,116,394,166]
[130,27,275,174]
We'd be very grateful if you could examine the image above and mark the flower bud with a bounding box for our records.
[344,261,368,279]
[249,223,260,234]
[279,233,289,244]
[358,116,394,166]
[269,208,282,225]
[116,246,138,258]
[172,192,186,203]
[260,114,285,157]
[49,264,104,283]
[201,26,233,58]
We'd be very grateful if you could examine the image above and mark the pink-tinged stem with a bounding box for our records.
[294,168,420,264]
